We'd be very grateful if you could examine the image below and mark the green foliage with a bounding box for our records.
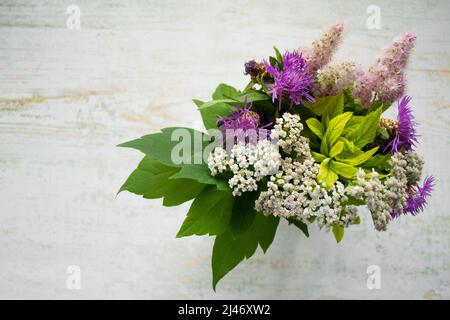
[118,127,210,166]
[195,84,271,130]
[305,93,344,122]
[336,146,379,166]
[229,192,258,236]
[212,83,240,100]
[176,185,234,237]
[377,126,389,140]
[320,112,353,156]
[361,154,391,171]
[329,160,358,179]
[306,118,325,139]
[119,157,205,207]
[329,141,344,158]
[288,219,309,237]
[212,213,279,290]
[345,107,382,149]
[170,164,229,191]
[317,159,339,188]
[312,151,327,163]
[332,224,345,243]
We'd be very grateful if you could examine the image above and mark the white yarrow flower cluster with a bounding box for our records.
[271,113,311,159]
[255,157,357,228]
[255,113,359,229]
[207,139,281,196]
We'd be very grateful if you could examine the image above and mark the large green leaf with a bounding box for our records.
[305,93,344,119]
[169,164,229,191]
[229,192,258,236]
[212,83,240,100]
[320,112,353,156]
[194,98,235,130]
[317,158,338,188]
[176,185,234,238]
[199,102,235,130]
[118,127,210,166]
[119,157,205,206]
[306,118,325,139]
[345,107,382,148]
[288,219,309,237]
[329,160,358,179]
[361,154,391,171]
[211,213,279,290]
[236,90,271,103]
[342,115,364,135]
[337,146,379,166]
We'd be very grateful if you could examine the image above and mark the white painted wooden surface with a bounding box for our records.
[0,0,449,299]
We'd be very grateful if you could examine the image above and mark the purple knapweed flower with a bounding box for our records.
[263,51,315,109]
[404,176,435,215]
[387,96,418,153]
[217,98,271,142]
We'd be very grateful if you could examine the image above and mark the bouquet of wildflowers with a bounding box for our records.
[118,22,434,289]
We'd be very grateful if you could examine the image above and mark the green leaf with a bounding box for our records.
[342,116,364,135]
[329,141,344,158]
[236,90,271,103]
[317,158,338,188]
[229,192,258,236]
[361,154,391,171]
[119,157,205,206]
[321,93,344,127]
[212,83,240,100]
[273,46,283,64]
[269,56,278,68]
[312,151,327,163]
[332,224,344,243]
[288,219,309,237]
[192,99,204,108]
[377,126,389,140]
[198,99,236,110]
[118,127,210,166]
[345,107,382,148]
[176,186,234,238]
[329,160,358,179]
[306,118,325,139]
[336,137,363,159]
[199,102,235,130]
[320,112,353,155]
[169,164,229,191]
[337,146,379,166]
[212,213,279,290]
[305,93,344,119]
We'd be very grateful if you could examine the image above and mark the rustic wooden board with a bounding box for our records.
[0,0,449,299]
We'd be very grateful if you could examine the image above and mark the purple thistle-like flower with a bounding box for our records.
[387,96,418,153]
[217,98,271,142]
[263,51,315,109]
[404,176,435,215]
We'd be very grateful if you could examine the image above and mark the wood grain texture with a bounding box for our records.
[0,0,449,299]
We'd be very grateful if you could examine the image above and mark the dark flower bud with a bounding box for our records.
[244,60,260,77]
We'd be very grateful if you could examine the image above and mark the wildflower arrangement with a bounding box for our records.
[118,23,434,289]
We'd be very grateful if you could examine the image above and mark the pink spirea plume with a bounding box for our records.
[353,32,416,107]
[300,22,344,74]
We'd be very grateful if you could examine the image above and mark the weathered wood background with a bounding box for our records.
[0,0,449,299]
